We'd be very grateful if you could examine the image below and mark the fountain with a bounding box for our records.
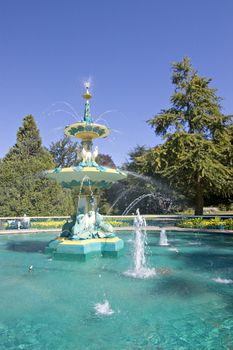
[125,209,156,278]
[159,228,169,246]
[46,83,127,260]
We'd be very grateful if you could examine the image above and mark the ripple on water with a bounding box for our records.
[94,300,114,316]
[124,267,157,279]
[212,277,233,284]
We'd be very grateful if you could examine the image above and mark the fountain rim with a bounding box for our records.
[47,166,128,189]
[48,166,127,175]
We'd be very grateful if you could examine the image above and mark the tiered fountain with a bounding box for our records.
[46,83,127,260]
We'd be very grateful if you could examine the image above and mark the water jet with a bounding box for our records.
[125,209,156,278]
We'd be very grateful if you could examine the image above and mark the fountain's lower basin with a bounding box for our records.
[45,236,124,261]
[1,230,233,349]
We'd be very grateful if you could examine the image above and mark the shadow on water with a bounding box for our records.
[6,241,48,253]
[173,250,233,270]
[150,274,208,298]
[151,274,233,317]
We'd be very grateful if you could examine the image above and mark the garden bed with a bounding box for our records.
[176,217,233,230]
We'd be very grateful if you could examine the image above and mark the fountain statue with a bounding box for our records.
[61,208,115,240]
[46,83,127,260]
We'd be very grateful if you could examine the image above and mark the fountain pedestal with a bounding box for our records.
[46,237,124,261]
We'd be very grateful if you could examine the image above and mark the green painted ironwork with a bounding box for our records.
[83,100,92,124]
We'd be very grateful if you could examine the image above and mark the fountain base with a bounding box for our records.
[45,236,124,261]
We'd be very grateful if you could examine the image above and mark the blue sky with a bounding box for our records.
[0,0,232,165]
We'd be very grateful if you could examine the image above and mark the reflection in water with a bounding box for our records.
[7,241,48,253]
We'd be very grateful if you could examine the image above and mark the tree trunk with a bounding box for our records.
[195,182,204,215]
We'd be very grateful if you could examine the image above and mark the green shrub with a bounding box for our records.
[224,218,233,230]
[176,217,231,230]
[30,219,127,229]
[106,220,125,227]
[31,220,66,229]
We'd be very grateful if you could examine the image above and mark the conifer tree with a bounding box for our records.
[145,58,233,215]
[0,115,74,216]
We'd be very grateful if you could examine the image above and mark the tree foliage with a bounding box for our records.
[145,57,233,215]
[0,115,74,216]
[96,154,116,168]
[49,136,79,167]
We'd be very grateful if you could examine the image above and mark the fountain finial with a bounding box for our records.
[83,82,92,123]
[83,81,92,100]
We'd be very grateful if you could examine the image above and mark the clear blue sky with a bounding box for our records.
[0,0,232,166]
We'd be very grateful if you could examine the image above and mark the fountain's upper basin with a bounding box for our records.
[64,122,110,140]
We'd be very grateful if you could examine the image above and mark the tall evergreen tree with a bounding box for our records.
[0,115,74,216]
[145,58,233,215]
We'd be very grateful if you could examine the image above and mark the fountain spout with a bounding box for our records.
[134,208,147,228]
[159,229,169,246]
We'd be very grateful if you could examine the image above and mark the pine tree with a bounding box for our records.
[0,115,74,216]
[145,58,233,215]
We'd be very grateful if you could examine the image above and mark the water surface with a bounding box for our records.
[1,231,233,349]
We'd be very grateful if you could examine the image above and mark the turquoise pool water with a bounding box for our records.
[1,231,233,349]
